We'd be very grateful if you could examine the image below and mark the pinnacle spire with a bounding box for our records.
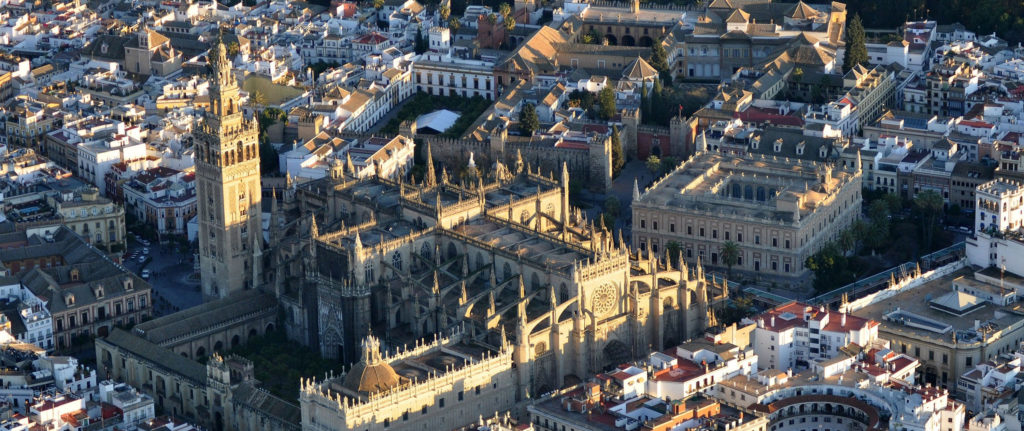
[346,152,356,175]
[633,178,640,201]
[425,142,437,187]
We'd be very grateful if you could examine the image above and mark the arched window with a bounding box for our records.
[392,252,402,270]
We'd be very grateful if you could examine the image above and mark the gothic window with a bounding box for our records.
[520,210,530,224]
[503,262,512,281]
[392,252,402,270]
[364,261,374,283]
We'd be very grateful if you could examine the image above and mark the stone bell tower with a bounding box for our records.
[196,34,263,301]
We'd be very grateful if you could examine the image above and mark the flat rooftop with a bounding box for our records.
[851,268,1024,343]
[634,153,857,223]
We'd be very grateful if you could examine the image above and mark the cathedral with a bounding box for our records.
[264,143,728,401]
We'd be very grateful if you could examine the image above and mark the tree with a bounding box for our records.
[498,2,511,18]
[414,26,427,54]
[439,4,450,24]
[611,125,624,177]
[597,86,616,120]
[487,12,498,25]
[260,140,280,174]
[660,156,677,173]
[720,241,740,277]
[449,17,461,33]
[649,39,672,84]
[843,14,869,73]
[518,103,539,135]
[249,91,267,111]
[646,155,661,175]
[665,241,682,267]
[602,197,618,218]
[650,78,664,125]
[914,190,945,252]
[373,0,384,10]
[227,41,240,58]
[639,79,649,119]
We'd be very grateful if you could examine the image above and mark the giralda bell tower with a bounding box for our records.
[196,35,263,301]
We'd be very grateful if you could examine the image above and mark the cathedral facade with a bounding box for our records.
[195,37,264,301]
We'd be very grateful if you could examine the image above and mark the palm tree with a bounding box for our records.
[249,91,267,114]
[439,4,450,24]
[448,17,461,33]
[914,190,945,251]
[721,241,740,277]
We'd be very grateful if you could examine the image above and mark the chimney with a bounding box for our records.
[841,312,847,327]
[771,315,775,327]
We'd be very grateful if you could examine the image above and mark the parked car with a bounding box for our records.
[141,269,151,279]
[142,247,150,255]
[138,255,146,263]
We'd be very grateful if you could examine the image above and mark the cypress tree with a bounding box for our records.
[639,79,648,121]
[843,14,869,73]
[519,103,539,136]
[611,125,625,177]
[650,39,672,85]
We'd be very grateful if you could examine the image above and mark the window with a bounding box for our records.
[737,233,743,242]
[772,238,778,247]
[653,221,658,230]
[754,235,760,245]
[687,226,692,235]
[712,230,718,239]
[785,239,790,249]
[699,228,705,237]
[670,223,675,233]
[641,220,646,229]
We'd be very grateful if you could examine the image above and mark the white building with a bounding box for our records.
[957,354,1021,412]
[412,27,496,100]
[645,340,757,400]
[975,179,1024,234]
[99,380,156,428]
[967,179,1024,276]
[77,128,147,195]
[745,302,879,371]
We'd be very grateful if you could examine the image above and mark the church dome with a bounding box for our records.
[342,335,405,395]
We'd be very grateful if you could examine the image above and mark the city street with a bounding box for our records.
[122,237,202,317]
